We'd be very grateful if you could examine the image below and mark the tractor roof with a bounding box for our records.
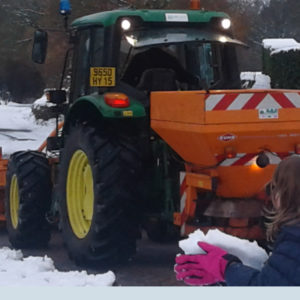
[71,9,229,28]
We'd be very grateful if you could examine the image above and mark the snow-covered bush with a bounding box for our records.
[262,38,300,89]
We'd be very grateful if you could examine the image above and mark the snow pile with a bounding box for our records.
[0,247,115,287]
[263,38,300,55]
[179,229,269,270]
[32,95,55,109]
[0,101,57,158]
[241,71,271,89]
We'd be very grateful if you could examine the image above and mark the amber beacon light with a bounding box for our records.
[190,0,201,10]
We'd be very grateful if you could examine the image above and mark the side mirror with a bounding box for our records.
[45,90,67,104]
[32,30,48,64]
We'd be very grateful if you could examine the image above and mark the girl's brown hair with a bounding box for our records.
[266,155,300,241]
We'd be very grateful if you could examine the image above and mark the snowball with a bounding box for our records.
[179,229,268,270]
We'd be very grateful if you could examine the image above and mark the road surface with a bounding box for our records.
[0,226,185,286]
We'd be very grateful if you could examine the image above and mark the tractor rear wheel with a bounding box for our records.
[58,124,142,266]
[5,151,52,248]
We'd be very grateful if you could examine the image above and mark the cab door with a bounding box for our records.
[69,27,105,102]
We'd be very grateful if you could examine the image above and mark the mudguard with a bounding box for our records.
[64,93,146,132]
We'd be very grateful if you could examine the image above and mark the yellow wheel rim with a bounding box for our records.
[10,175,19,229]
[66,150,94,239]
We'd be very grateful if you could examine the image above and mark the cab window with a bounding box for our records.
[71,27,104,100]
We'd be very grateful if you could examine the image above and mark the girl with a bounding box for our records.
[175,155,300,286]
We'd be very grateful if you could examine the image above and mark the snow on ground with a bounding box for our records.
[179,229,269,270]
[0,247,115,286]
[0,97,57,158]
[0,97,116,286]
[241,71,271,89]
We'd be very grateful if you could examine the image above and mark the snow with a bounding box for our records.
[0,247,115,286]
[179,229,269,270]
[0,97,116,286]
[0,96,57,158]
[263,38,300,55]
[32,94,55,109]
[240,71,271,89]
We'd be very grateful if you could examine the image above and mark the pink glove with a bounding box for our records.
[174,242,232,286]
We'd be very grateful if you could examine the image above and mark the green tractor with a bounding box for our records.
[5,1,242,266]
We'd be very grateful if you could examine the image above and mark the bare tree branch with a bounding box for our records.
[16,38,32,44]
[21,8,45,16]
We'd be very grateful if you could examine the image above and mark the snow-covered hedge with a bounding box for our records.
[262,38,300,89]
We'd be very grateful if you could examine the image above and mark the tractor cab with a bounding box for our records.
[68,9,243,104]
[32,8,244,110]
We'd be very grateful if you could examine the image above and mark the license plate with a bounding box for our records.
[90,67,116,87]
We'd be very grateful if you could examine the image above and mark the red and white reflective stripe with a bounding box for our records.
[179,172,187,236]
[205,92,300,111]
[180,172,187,212]
[216,152,291,166]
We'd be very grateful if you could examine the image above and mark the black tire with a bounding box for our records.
[58,124,143,266]
[5,151,52,248]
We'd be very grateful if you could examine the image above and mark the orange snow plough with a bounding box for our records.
[151,88,300,239]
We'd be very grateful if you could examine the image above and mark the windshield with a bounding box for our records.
[123,27,245,48]
[119,26,241,91]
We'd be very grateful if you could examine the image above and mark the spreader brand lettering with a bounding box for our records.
[259,108,279,119]
[218,134,236,141]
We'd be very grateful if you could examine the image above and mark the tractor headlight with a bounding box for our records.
[121,19,131,31]
[219,36,227,43]
[221,18,231,30]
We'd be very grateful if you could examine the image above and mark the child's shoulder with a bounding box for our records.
[281,223,300,236]
[276,223,300,246]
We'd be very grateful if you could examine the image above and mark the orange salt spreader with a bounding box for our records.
[151,89,300,240]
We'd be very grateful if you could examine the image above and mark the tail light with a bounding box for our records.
[104,93,130,108]
[224,146,236,159]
